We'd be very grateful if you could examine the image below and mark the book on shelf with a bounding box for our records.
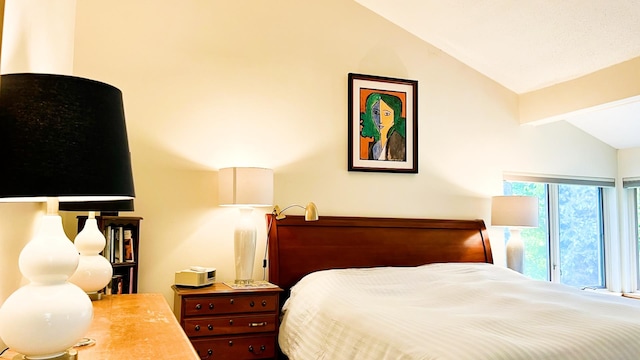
[110,226,124,263]
[103,225,128,264]
[110,271,133,295]
[123,229,135,262]
[129,267,134,293]
[111,274,124,295]
[117,227,124,263]
[104,225,113,262]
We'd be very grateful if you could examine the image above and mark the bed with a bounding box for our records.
[266,214,640,360]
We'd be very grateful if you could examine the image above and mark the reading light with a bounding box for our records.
[273,202,319,221]
[218,167,273,285]
[260,202,319,280]
[0,73,135,359]
[491,196,539,273]
[61,200,134,300]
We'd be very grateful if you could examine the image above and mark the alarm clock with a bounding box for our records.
[174,266,216,287]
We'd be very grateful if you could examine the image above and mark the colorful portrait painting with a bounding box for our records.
[348,73,418,173]
[359,89,407,162]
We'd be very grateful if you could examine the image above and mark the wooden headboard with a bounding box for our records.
[266,214,492,295]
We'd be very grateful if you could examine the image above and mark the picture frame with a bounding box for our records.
[348,73,418,173]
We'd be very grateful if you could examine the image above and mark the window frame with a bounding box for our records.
[503,174,613,288]
[632,190,640,291]
[621,179,640,293]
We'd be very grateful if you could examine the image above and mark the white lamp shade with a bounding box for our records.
[491,196,539,228]
[218,167,273,207]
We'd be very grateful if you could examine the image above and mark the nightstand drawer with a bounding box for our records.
[183,314,277,337]
[173,284,282,359]
[191,334,276,359]
[184,294,278,316]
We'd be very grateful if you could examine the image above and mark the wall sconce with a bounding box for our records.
[218,167,273,285]
[0,73,135,359]
[260,202,319,280]
[273,202,319,221]
[491,196,539,273]
[60,199,134,300]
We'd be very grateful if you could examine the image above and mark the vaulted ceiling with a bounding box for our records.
[355,0,640,149]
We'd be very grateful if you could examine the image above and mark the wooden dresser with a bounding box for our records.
[172,283,283,359]
[1,293,199,359]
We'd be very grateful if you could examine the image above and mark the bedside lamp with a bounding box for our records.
[491,196,538,273]
[60,199,134,300]
[0,73,135,359]
[218,167,273,285]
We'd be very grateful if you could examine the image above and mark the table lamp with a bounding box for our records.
[218,167,273,285]
[491,195,539,273]
[0,73,135,359]
[60,200,134,300]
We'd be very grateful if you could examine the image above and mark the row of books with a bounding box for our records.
[104,225,135,264]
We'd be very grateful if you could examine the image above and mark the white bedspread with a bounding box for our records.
[279,263,640,360]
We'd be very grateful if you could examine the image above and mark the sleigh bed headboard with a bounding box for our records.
[266,214,492,295]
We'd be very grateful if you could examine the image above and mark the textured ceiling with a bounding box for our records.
[355,0,640,149]
[355,0,640,94]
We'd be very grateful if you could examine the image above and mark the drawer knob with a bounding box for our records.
[195,303,202,310]
[207,324,213,331]
[230,298,234,305]
[228,340,233,347]
[248,345,266,354]
[208,303,214,310]
[198,348,213,359]
[229,319,234,326]
[194,325,200,332]
[249,300,255,307]
[261,300,267,307]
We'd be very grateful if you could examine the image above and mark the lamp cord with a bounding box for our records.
[0,347,8,356]
[262,212,275,280]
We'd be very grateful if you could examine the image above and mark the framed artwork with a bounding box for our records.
[348,73,418,173]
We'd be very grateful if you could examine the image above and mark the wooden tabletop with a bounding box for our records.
[2,293,199,359]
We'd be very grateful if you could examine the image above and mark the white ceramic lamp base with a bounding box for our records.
[68,215,113,297]
[0,214,93,359]
[506,228,524,273]
[234,208,256,285]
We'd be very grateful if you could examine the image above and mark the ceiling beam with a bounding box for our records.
[519,57,640,125]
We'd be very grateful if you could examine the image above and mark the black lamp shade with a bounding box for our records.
[58,199,135,212]
[0,73,135,201]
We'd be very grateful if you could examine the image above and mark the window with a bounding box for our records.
[617,178,640,292]
[632,187,640,290]
[636,190,640,289]
[503,180,606,288]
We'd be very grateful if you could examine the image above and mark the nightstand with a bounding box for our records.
[172,283,283,359]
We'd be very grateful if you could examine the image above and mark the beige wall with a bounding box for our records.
[0,0,619,309]
[0,0,76,303]
[619,148,640,178]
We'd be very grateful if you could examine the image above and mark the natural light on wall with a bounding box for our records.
[153,92,320,171]
[1,0,76,75]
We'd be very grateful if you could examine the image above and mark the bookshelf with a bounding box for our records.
[76,215,143,294]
